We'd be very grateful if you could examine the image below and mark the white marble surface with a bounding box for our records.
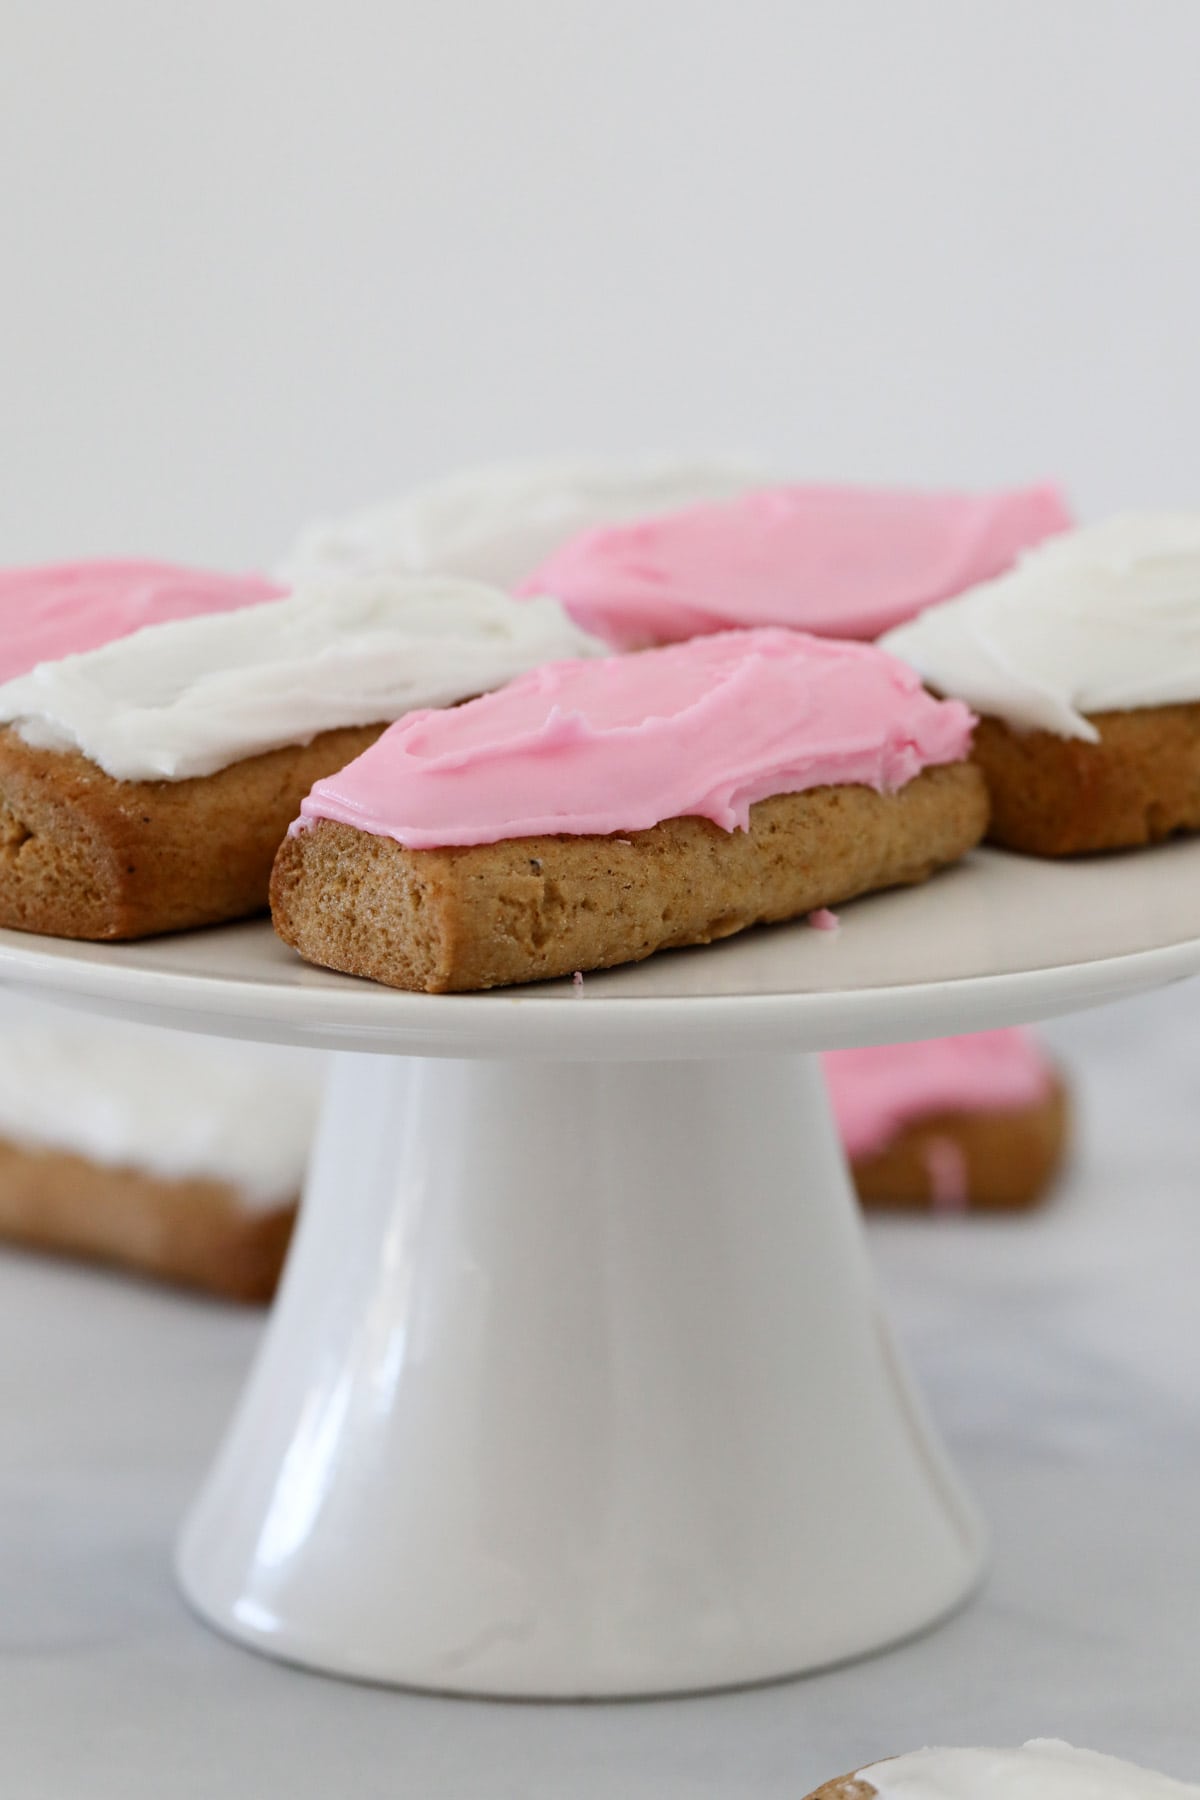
[1,980,1197,1794]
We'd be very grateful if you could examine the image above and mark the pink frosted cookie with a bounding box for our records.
[272,627,989,991]
[0,559,283,683]
[518,482,1071,649]
[824,1030,1069,1212]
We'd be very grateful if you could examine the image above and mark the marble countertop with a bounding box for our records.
[1,981,1197,1796]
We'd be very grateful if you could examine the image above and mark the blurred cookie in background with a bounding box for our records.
[0,997,318,1301]
[804,1741,1192,1800]
[824,1029,1070,1213]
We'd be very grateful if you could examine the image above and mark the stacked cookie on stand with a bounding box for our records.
[273,464,1084,1215]
[3,464,1198,1294]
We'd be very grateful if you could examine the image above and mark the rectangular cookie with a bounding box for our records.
[0,1003,316,1301]
[271,762,988,992]
[272,628,988,991]
[971,703,1200,856]
[0,1138,295,1303]
[878,515,1200,856]
[0,723,384,939]
[848,1077,1068,1211]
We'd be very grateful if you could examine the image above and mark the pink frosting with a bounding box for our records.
[0,560,284,683]
[823,1030,1056,1162]
[517,482,1072,649]
[296,626,975,850]
[922,1137,971,1212]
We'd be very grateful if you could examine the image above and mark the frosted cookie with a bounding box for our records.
[806,1740,1199,1800]
[271,628,988,992]
[515,482,1070,648]
[278,454,764,588]
[881,515,1200,854]
[0,558,282,682]
[0,1000,316,1302]
[824,1030,1068,1212]
[0,564,602,939]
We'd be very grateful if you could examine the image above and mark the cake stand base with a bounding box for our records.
[177,1049,985,1697]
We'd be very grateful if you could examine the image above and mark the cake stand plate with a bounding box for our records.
[0,841,1196,1698]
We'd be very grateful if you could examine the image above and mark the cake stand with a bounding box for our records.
[0,840,1197,1699]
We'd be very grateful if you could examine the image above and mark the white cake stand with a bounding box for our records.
[0,840,1197,1699]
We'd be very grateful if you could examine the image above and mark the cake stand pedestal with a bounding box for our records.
[0,842,1196,1697]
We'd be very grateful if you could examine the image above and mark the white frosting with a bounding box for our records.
[880,514,1200,741]
[277,454,767,588]
[0,575,604,781]
[0,998,319,1210]
[859,1742,1199,1800]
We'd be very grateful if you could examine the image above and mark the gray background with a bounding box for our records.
[2,0,1198,566]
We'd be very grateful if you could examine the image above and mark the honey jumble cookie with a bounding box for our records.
[0,1001,316,1302]
[0,562,601,939]
[824,1030,1069,1212]
[805,1740,1198,1800]
[882,515,1200,855]
[272,628,988,992]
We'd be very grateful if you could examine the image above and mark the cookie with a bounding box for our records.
[0,1141,295,1302]
[880,515,1200,856]
[272,766,988,992]
[0,1005,316,1301]
[849,1077,1069,1211]
[272,628,986,992]
[824,1030,1069,1211]
[278,454,763,589]
[0,723,383,939]
[802,1741,1193,1800]
[0,557,281,683]
[970,704,1200,856]
[515,481,1070,647]
[804,1780,877,1800]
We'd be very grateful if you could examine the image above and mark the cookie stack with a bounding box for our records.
[6,457,1197,1290]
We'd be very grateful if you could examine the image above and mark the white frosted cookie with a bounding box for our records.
[277,453,765,588]
[0,997,320,1302]
[807,1741,1199,1800]
[881,515,1200,854]
[0,567,603,938]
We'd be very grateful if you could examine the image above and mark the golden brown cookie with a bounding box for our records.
[270,762,989,992]
[0,1137,295,1302]
[802,1780,879,1800]
[851,1075,1069,1211]
[0,723,385,940]
[972,701,1200,856]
